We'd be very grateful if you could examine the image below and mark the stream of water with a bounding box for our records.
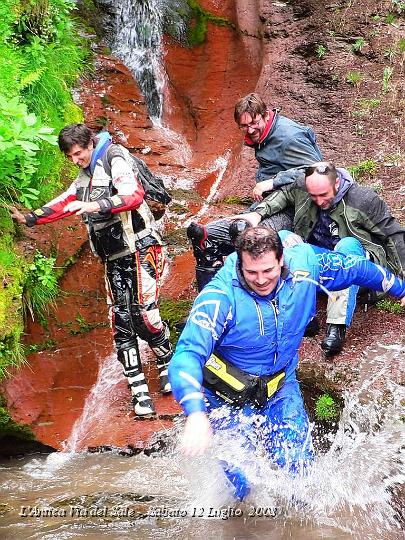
[1,343,403,539]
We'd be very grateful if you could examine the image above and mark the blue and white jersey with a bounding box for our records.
[169,243,405,416]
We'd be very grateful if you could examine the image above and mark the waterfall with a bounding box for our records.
[111,0,166,119]
[106,0,190,120]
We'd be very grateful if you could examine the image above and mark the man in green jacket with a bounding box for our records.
[235,161,405,356]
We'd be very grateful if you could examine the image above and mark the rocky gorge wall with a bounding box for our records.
[2,0,404,453]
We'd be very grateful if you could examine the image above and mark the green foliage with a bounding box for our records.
[352,98,381,118]
[353,123,365,136]
[185,0,235,47]
[0,0,89,208]
[159,298,193,346]
[376,298,404,314]
[348,159,378,180]
[384,46,397,62]
[68,313,104,335]
[356,98,381,111]
[0,1,89,393]
[222,195,245,205]
[26,338,57,353]
[384,12,397,24]
[370,181,383,194]
[351,38,365,53]
[0,249,17,269]
[382,66,394,94]
[0,332,26,380]
[24,250,59,323]
[0,95,57,208]
[316,44,327,59]
[315,393,339,421]
[345,71,363,86]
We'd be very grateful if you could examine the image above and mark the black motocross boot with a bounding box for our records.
[118,346,156,416]
[187,222,225,291]
[321,324,346,357]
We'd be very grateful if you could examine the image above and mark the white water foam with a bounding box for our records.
[62,353,123,452]
[163,342,404,537]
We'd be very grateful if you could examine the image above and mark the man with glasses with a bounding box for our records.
[186,92,322,292]
[234,161,405,356]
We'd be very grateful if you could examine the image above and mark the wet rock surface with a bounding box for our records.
[2,0,404,453]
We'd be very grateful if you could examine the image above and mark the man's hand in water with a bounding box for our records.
[180,411,212,456]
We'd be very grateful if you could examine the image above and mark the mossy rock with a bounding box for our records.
[0,401,34,442]
[169,187,204,204]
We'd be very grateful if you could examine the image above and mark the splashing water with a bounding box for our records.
[1,344,402,539]
[62,353,123,452]
[167,342,404,537]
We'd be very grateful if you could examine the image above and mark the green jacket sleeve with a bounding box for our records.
[359,194,405,278]
[254,184,296,219]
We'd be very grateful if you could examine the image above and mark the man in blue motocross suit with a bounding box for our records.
[168,227,405,501]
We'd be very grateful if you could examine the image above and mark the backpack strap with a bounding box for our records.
[101,144,127,178]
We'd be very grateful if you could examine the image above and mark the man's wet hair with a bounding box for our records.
[58,124,95,154]
[304,161,338,185]
[234,93,268,124]
[235,226,283,261]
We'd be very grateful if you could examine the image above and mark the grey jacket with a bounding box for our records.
[244,109,323,184]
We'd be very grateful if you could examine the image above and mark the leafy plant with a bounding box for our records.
[0,336,26,379]
[348,160,378,180]
[354,123,365,136]
[24,250,59,322]
[316,44,327,59]
[0,95,57,208]
[352,98,381,117]
[345,71,363,85]
[0,249,17,269]
[356,98,381,110]
[370,181,383,194]
[315,394,339,421]
[382,66,394,94]
[26,338,57,353]
[351,37,366,53]
[69,313,104,335]
[376,298,404,314]
[384,47,397,62]
[384,12,397,24]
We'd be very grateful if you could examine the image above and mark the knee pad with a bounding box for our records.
[187,222,225,269]
[187,222,207,248]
